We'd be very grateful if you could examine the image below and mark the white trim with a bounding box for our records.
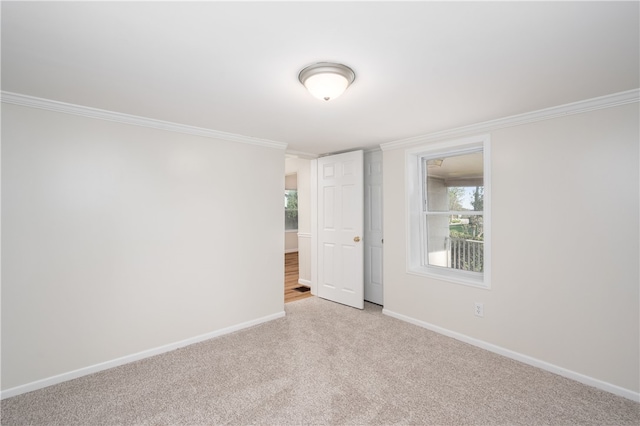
[1,91,288,151]
[285,150,319,159]
[0,311,285,400]
[284,229,299,233]
[284,248,299,254]
[382,309,640,402]
[298,278,312,286]
[310,159,318,296]
[364,146,382,154]
[406,135,491,289]
[297,232,312,239]
[381,89,640,151]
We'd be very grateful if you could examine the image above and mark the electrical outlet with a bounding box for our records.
[474,302,484,317]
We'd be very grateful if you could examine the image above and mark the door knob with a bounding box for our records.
[354,236,361,242]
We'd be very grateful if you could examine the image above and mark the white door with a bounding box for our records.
[317,150,364,309]
[364,150,383,305]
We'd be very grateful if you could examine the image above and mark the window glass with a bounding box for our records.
[284,189,298,230]
[423,150,484,274]
[406,135,489,288]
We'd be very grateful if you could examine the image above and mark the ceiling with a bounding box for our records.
[427,151,483,185]
[2,1,638,157]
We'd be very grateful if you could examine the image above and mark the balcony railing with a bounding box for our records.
[447,237,484,272]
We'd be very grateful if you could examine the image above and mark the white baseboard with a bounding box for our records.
[1,311,286,400]
[298,278,311,286]
[284,248,298,254]
[382,309,639,402]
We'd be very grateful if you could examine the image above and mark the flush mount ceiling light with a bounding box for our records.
[298,62,355,102]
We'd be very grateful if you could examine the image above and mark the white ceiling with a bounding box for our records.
[2,1,638,156]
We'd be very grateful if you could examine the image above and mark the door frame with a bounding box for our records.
[364,149,384,305]
[310,158,318,296]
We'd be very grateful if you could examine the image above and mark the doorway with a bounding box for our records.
[284,251,311,303]
[284,161,314,303]
[284,172,307,303]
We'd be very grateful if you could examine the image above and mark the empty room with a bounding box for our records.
[1,1,639,425]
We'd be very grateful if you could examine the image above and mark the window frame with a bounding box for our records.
[406,135,491,289]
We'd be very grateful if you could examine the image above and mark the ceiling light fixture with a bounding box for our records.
[298,62,355,102]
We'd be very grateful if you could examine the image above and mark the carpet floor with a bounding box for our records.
[2,297,639,425]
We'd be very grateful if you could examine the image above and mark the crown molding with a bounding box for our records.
[381,88,640,151]
[285,149,319,159]
[1,91,288,151]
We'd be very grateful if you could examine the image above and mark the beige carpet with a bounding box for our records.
[2,297,639,425]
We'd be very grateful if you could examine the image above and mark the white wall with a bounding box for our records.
[284,231,298,253]
[284,173,297,190]
[383,102,639,396]
[285,157,311,285]
[1,103,285,391]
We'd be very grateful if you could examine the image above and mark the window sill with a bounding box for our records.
[407,265,490,290]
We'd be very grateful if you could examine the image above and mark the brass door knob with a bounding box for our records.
[353,236,361,242]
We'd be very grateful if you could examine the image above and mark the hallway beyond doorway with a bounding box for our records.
[285,252,311,303]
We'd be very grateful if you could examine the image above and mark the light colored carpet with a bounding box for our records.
[2,296,639,425]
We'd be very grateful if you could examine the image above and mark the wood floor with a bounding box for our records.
[285,251,312,303]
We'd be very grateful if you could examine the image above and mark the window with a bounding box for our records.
[285,189,298,230]
[407,135,490,288]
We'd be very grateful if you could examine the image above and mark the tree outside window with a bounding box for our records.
[285,190,298,230]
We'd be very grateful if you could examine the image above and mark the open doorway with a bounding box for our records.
[284,157,313,303]
[285,173,311,302]
[285,250,311,303]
